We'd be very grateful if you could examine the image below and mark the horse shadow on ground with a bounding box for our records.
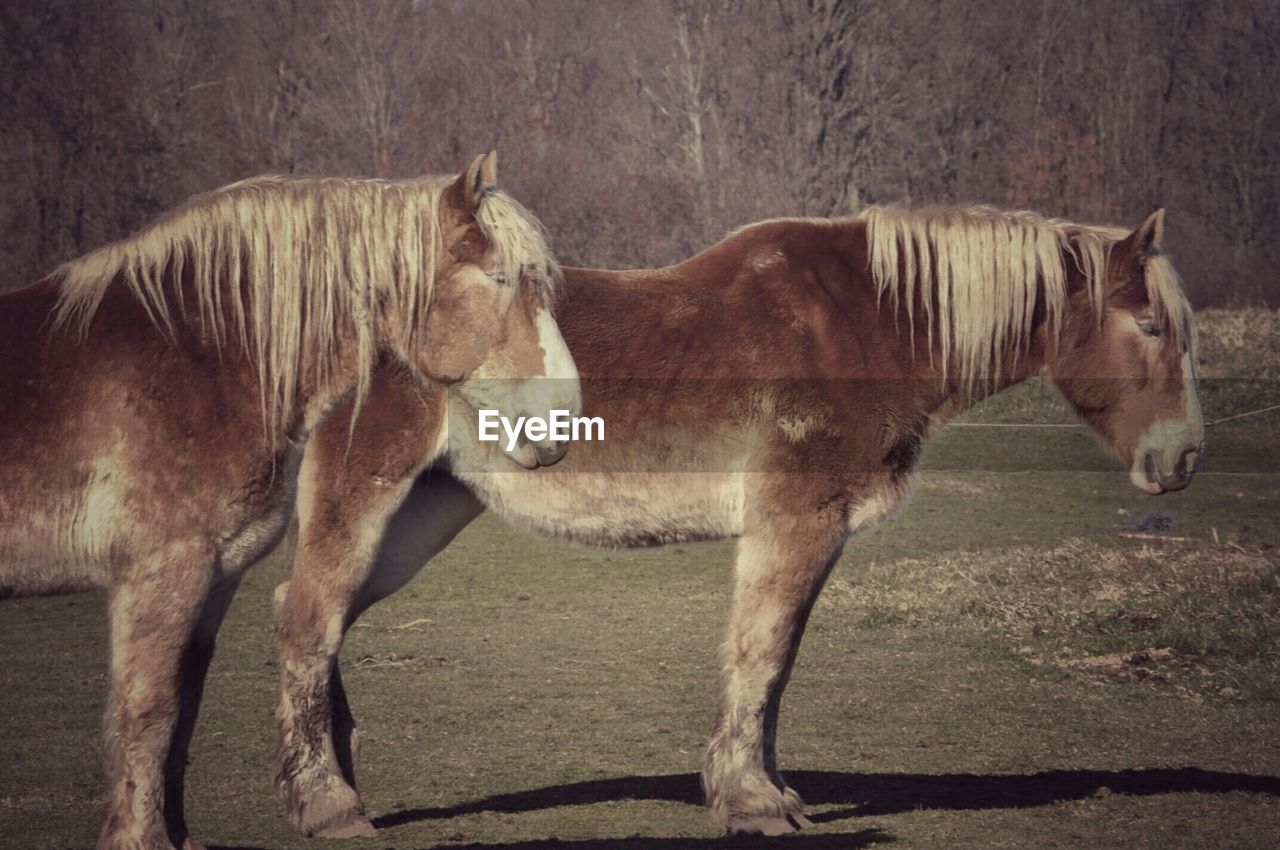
[214,832,891,850]
[209,766,1280,850]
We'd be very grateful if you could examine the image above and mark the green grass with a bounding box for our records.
[1,311,1278,849]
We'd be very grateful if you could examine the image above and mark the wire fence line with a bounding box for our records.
[951,402,1280,430]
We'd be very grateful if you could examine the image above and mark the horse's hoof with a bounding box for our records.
[727,814,799,836]
[293,779,373,839]
[313,815,376,839]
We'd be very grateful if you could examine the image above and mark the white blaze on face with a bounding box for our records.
[1128,351,1204,493]
[533,305,581,414]
[456,305,581,469]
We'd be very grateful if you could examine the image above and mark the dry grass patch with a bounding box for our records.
[821,538,1280,701]
[1195,307,1280,380]
[1195,308,1280,426]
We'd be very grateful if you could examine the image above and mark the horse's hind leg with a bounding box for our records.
[99,541,214,850]
[702,504,848,836]
[276,469,482,837]
[274,494,400,840]
[162,577,241,850]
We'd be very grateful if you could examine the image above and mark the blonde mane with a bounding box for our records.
[859,205,1193,387]
[52,174,559,439]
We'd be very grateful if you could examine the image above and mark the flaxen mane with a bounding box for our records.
[860,205,1193,387]
[51,174,559,437]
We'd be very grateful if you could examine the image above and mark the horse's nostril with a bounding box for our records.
[1153,446,1199,492]
[1175,445,1202,479]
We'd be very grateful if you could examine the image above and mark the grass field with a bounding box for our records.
[2,310,1278,849]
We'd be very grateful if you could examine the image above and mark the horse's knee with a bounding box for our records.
[276,581,348,665]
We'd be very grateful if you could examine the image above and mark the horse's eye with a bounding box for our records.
[1138,319,1161,338]
[486,269,508,285]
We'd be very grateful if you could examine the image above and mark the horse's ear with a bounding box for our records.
[450,152,497,215]
[1108,209,1164,298]
[478,149,498,196]
[1130,209,1165,265]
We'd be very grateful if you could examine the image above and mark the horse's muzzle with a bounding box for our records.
[1142,443,1202,494]
[531,439,569,467]
[506,433,569,469]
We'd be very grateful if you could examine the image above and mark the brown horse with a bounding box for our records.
[275,204,1202,837]
[0,153,579,850]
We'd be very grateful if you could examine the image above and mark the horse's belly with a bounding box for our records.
[458,470,746,547]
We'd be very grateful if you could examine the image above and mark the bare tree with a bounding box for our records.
[1175,0,1280,302]
[4,0,1279,302]
[221,0,318,176]
[1,0,141,276]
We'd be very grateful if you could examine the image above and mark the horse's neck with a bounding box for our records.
[922,346,1049,434]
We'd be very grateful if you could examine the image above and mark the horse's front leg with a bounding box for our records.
[275,468,483,837]
[161,577,241,850]
[99,541,214,850]
[273,469,412,838]
[702,504,848,836]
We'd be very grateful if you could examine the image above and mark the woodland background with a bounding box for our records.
[2,0,1277,305]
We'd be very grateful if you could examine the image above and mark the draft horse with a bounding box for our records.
[0,153,580,850]
[276,204,1203,837]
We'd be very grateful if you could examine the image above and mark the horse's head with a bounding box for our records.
[1051,210,1203,494]
[403,152,580,468]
